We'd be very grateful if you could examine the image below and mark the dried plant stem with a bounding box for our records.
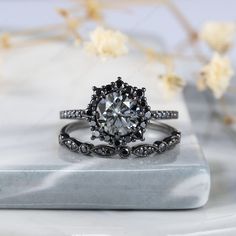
[129,36,174,67]
[165,0,198,42]
[191,44,209,64]
[0,35,68,52]
[20,35,69,46]
[220,96,236,125]
[9,24,63,36]
[164,0,209,64]
[164,1,235,126]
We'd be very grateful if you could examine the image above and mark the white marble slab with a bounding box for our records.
[0,43,210,209]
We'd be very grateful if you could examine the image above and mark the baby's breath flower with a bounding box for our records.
[0,33,11,49]
[66,18,80,31]
[74,36,82,46]
[56,8,70,18]
[56,8,79,31]
[145,48,157,62]
[84,27,128,58]
[196,76,207,91]
[198,53,234,99]
[56,8,80,39]
[201,22,236,53]
[224,115,235,125]
[160,73,186,97]
[85,0,102,21]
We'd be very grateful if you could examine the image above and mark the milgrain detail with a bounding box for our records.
[60,109,179,120]
[59,122,181,158]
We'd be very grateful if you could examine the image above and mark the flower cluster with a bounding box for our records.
[84,0,102,21]
[84,27,128,58]
[198,53,234,99]
[0,33,11,49]
[201,22,236,53]
[160,73,186,98]
[198,22,235,99]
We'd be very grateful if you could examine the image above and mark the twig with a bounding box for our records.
[165,0,198,42]
[220,96,236,125]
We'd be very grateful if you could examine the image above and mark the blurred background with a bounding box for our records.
[0,0,236,48]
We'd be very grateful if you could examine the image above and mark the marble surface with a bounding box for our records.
[0,43,210,209]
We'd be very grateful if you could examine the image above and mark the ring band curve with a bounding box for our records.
[59,120,181,158]
[60,110,178,120]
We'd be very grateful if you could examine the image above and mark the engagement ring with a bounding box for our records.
[59,77,181,158]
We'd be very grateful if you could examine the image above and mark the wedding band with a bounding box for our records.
[59,120,181,158]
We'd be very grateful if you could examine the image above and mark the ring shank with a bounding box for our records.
[59,120,181,158]
[60,109,178,120]
[62,120,177,134]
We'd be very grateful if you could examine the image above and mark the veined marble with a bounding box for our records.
[0,43,210,209]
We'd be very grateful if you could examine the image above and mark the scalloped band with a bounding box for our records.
[59,120,181,158]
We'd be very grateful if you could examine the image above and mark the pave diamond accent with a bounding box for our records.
[151,110,178,119]
[96,92,140,136]
[59,121,181,158]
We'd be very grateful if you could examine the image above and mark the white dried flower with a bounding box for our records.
[0,33,11,49]
[85,0,102,21]
[201,22,236,53]
[198,53,234,99]
[160,73,186,97]
[66,18,80,31]
[84,27,128,58]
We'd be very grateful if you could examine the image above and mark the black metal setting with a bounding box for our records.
[60,77,179,148]
[59,121,181,158]
[86,77,150,146]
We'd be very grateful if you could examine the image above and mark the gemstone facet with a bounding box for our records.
[96,92,140,136]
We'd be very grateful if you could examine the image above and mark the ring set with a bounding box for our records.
[59,77,181,158]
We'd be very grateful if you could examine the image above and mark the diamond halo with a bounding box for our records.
[86,77,151,146]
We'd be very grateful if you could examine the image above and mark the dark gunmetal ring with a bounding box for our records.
[59,120,181,158]
[59,77,180,150]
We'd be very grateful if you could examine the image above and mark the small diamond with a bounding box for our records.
[145,111,151,119]
[92,131,99,137]
[80,144,91,154]
[136,89,143,97]
[119,146,130,158]
[89,121,96,126]
[158,142,167,153]
[141,122,146,128]
[125,136,131,143]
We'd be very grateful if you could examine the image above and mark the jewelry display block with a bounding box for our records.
[0,44,210,209]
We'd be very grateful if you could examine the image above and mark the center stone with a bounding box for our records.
[96,92,140,136]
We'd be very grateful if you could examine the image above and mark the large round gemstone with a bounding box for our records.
[96,92,140,136]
